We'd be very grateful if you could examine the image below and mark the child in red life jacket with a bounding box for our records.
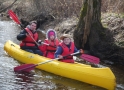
[39,29,60,59]
[54,34,83,63]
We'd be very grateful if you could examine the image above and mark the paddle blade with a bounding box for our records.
[8,10,21,25]
[14,64,36,72]
[80,54,100,64]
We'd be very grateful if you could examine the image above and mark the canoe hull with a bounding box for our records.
[4,40,116,90]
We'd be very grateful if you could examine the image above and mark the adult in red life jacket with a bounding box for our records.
[55,34,83,63]
[39,29,60,59]
[17,21,43,56]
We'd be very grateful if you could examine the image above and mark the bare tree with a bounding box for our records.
[73,0,104,55]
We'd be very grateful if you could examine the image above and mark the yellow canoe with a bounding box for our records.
[4,40,116,90]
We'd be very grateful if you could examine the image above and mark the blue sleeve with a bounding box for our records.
[54,46,63,58]
[74,46,78,52]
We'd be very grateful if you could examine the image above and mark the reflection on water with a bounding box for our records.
[0,20,124,90]
[15,72,34,84]
[14,71,57,90]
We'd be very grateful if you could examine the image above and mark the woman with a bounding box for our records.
[40,29,60,59]
[55,34,83,63]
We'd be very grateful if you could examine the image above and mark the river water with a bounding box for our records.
[0,20,124,90]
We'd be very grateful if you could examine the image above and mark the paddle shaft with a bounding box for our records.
[26,32,39,46]
[37,51,80,66]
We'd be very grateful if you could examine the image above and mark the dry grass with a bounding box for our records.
[102,0,124,13]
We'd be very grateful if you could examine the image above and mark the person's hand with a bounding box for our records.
[38,40,42,45]
[80,49,84,54]
[38,40,42,42]
[58,55,63,59]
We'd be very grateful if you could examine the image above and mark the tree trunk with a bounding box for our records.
[73,0,104,57]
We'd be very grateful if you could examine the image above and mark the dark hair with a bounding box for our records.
[29,21,37,25]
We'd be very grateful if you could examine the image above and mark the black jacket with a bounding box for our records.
[17,29,39,50]
[17,29,27,41]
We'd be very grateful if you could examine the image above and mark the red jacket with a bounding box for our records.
[59,42,75,63]
[40,39,59,59]
[20,28,38,47]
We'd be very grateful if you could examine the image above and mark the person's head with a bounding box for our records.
[29,21,37,31]
[46,29,57,40]
[60,34,71,45]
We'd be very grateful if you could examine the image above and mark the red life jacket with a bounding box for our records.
[20,28,38,47]
[45,39,59,51]
[44,39,59,59]
[59,42,75,63]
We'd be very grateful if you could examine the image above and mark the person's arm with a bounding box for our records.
[74,46,84,54]
[17,30,27,41]
[54,46,63,58]
[74,46,78,52]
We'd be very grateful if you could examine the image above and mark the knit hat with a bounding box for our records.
[49,31,55,36]
[46,29,57,39]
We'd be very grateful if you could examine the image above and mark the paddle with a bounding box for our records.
[14,51,80,72]
[8,10,21,25]
[80,54,100,64]
[8,10,100,64]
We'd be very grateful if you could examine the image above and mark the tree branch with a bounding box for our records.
[0,0,17,13]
